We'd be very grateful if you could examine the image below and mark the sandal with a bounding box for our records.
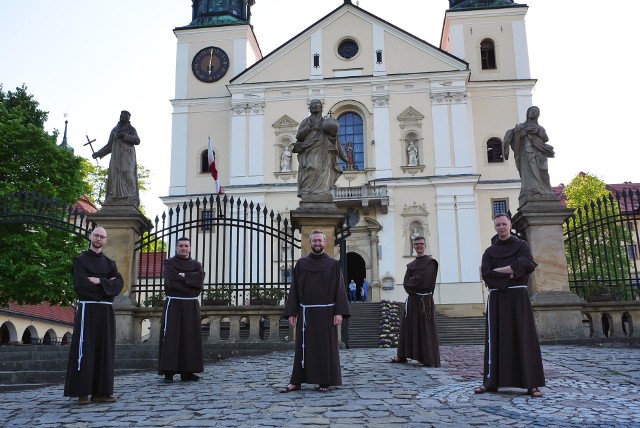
[314,385,330,392]
[389,357,408,363]
[473,385,498,394]
[528,387,543,398]
[279,384,300,393]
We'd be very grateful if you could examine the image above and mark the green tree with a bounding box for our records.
[0,85,90,307]
[564,173,633,300]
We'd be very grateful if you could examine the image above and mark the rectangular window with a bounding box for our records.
[492,199,508,217]
[627,244,637,259]
[201,210,214,231]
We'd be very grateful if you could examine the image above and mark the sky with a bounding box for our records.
[1,0,639,219]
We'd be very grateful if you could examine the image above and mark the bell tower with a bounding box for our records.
[189,0,255,27]
[168,0,261,197]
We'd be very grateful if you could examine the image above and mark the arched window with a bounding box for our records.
[200,150,209,174]
[487,137,504,163]
[337,112,364,171]
[480,39,497,70]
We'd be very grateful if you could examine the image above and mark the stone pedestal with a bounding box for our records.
[513,199,585,339]
[291,202,346,257]
[89,204,153,343]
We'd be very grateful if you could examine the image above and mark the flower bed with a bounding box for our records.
[379,300,403,348]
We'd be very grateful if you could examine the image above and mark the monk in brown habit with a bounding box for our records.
[390,235,440,367]
[158,237,205,382]
[280,230,350,393]
[64,227,124,405]
[474,213,545,397]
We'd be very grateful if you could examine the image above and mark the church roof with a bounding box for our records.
[449,0,526,11]
[231,0,466,84]
[1,302,75,326]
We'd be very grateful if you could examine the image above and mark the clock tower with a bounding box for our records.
[168,0,261,196]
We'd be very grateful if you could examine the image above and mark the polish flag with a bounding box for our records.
[208,137,223,195]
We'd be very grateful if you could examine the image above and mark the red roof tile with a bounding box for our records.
[4,302,75,325]
[138,252,167,278]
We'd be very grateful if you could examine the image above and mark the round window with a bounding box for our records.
[337,39,359,59]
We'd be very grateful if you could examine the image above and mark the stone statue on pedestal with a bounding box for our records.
[503,106,556,205]
[93,111,140,206]
[292,99,348,202]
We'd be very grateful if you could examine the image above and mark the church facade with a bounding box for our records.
[163,0,534,316]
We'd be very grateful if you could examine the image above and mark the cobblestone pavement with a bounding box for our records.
[2,345,639,427]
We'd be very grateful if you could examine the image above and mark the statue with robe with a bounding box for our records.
[93,110,140,206]
[292,99,348,202]
[503,106,556,205]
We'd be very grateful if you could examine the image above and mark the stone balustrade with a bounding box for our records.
[582,301,639,339]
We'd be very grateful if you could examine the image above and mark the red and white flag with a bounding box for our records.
[207,137,223,195]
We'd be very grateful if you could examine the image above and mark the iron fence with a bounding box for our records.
[564,189,640,301]
[134,194,301,306]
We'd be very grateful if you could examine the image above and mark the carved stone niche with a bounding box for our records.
[381,272,395,290]
[273,116,299,181]
[401,203,430,256]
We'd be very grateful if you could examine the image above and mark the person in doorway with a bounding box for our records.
[390,235,440,367]
[361,277,369,302]
[280,230,350,393]
[348,279,357,303]
[474,213,545,397]
[64,227,124,405]
[158,237,205,382]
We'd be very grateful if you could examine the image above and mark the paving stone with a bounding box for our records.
[1,345,639,426]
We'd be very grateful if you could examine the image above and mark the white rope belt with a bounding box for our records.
[164,296,199,335]
[486,285,528,380]
[405,292,432,317]
[299,303,335,368]
[77,301,113,371]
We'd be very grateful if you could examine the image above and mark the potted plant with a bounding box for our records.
[583,282,617,303]
[142,291,166,308]
[202,285,232,306]
[249,285,287,305]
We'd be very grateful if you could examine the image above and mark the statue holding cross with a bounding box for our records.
[92,110,141,207]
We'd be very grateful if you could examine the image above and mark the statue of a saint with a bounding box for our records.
[346,143,354,170]
[280,145,292,172]
[503,106,556,205]
[93,110,141,206]
[292,99,348,202]
[407,140,418,166]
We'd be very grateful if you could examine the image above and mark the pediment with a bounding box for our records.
[397,107,425,122]
[272,115,299,129]
[231,4,466,86]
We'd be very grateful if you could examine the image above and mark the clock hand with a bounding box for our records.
[208,49,213,75]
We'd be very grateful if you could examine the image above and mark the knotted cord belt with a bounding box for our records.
[404,292,433,318]
[299,303,335,368]
[77,301,113,371]
[486,285,528,380]
[164,296,199,335]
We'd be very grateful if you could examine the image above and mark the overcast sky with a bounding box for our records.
[1,1,638,218]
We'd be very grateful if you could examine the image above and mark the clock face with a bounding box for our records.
[192,46,230,83]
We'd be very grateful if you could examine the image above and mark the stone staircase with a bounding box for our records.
[347,302,485,348]
[346,302,382,348]
[0,344,160,392]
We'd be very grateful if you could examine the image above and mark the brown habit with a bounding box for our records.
[397,255,440,367]
[283,252,350,386]
[158,256,205,375]
[64,249,124,398]
[480,235,545,389]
